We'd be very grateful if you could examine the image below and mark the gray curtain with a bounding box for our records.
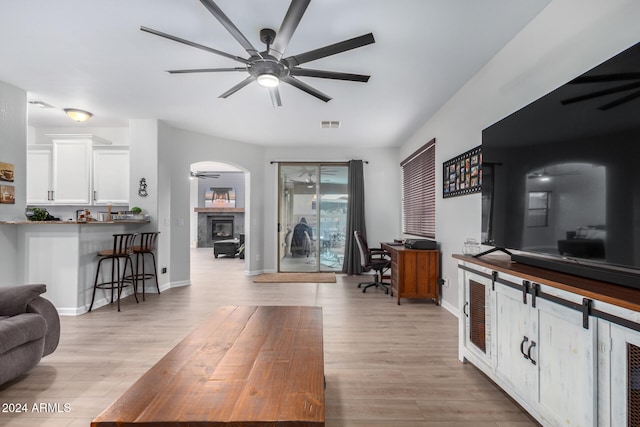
[342,160,366,274]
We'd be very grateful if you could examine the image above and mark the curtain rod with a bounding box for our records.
[269,160,368,164]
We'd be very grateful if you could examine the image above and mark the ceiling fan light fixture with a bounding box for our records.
[64,108,93,122]
[256,73,280,88]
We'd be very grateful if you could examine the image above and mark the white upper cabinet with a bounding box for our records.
[26,146,53,204]
[27,134,129,206]
[52,139,93,204]
[93,149,130,205]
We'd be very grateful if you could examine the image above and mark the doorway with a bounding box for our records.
[278,163,348,272]
[190,161,247,263]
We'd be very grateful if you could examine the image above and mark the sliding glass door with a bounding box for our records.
[278,163,348,272]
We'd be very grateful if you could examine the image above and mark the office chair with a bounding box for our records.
[354,231,391,294]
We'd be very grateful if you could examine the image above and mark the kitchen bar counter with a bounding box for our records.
[11,220,151,315]
[0,220,149,224]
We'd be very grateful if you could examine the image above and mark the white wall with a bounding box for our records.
[399,0,640,314]
[156,131,400,281]
[157,124,266,280]
[0,81,27,285]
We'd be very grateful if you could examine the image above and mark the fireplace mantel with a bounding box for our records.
[194,208,245,213]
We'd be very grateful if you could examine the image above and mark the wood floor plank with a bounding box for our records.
[0,248,538,427]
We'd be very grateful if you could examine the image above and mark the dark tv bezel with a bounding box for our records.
[510,251,640,289]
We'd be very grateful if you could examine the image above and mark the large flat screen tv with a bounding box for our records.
[481,41,640,289]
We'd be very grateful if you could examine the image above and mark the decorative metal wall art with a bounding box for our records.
[138,178,148,197]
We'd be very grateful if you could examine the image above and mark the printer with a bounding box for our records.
[404,239,437,250]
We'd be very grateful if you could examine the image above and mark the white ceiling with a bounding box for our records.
[0,0,550,148]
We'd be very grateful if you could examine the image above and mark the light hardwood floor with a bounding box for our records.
[0,249,538,426]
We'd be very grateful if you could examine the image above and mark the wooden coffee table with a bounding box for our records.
[91,306,324,426]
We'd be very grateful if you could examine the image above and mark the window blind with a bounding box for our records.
[401,138,436,238]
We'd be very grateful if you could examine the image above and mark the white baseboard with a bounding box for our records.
[167,280,191,288]
[244,269,266,276]
[58,281,190,316]
[439,298,460,318]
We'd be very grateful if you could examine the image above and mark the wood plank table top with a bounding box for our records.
[91,306,324,427]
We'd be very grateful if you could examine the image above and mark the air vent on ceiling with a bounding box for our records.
[321,120,341,129]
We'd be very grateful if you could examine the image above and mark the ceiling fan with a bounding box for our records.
[560,72,640,110]
[191,171,221,179]
[527,168,579,180]
[141,0,375,107]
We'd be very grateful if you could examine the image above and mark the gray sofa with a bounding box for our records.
[0,284,60,386]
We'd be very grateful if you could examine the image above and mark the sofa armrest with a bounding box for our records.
[0,285,47,317]
[26,297,60,357]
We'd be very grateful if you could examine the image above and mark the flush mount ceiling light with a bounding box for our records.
[64,108,93,122]
[256,73,280,88]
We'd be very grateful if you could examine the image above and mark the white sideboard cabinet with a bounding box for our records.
[457,254,640,427]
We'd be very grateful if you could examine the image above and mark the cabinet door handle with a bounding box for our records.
[463,302,469,318]
[520,336,529,359]
[94,190,97,201]
[527,341,537,365]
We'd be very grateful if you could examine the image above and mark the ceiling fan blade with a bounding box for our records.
[599,88,640,111]
[561,81,640,105]
[140,26,248,64]
[269,87,282,108]
[269,0,311,61]
[285,33,375,67]
[219,76,255,99]
[570,72,640,84]
[199,0,262,58]
[290,67,370,82]
[167,67,247,74]
[281,76,331,102]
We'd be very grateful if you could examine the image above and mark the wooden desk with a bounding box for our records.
[382,244,440,305]
[91,306,324,427]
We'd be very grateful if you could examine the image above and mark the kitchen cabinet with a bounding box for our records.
[27,135,127,206]
[26,146,53,204]
[93,149,129,204]
[52,139,92,204]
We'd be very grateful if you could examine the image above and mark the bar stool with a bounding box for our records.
[89,233,139,312]
[127,231,160,301]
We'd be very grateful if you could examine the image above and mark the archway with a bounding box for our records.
[190,161,249,263]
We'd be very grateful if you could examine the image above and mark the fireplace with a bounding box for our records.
[211,216,234,241]
[197,211,244,248]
